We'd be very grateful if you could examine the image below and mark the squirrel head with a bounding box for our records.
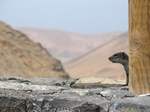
[108,52,128,65]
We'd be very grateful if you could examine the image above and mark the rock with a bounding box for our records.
[0,76,31,83]
[0,76,140,112]
[0,97,26,112]
[0,21,69,79]
[109,96,150,112]
[27,98,105,112]
[0,76,78,87]
[0,88,35,99]
[0,96,105,112]
[72,77,126,88]
[29,77,78,87]
[100,89,137,101]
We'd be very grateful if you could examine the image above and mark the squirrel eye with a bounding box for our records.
[114,54,118,57]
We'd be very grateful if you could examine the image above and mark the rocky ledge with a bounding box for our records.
[0,76,150,112]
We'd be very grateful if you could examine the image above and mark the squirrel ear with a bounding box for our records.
[122,52,126,59]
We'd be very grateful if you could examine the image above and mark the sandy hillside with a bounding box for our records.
[17,27,123,63]
[64,32,128,80]
[0,21,69,79]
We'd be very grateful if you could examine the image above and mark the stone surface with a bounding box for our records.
[72,77,126,88]
[0,21,69,79]
[101,90,136,101]
[0,97,26,112]
[1,76,150,112]
[109,96,150,112]
[0,76,142,112]
[25,98,106,112]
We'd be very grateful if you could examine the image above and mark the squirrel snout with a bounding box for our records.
[108,57,112,61]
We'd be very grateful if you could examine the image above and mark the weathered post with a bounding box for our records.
[129,0,150,94]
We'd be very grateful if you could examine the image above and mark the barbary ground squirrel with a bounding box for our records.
[108,52,129,86]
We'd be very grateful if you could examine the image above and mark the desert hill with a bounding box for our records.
[17,27,123,63]
[64,32,128,80]
[0,21,69,79]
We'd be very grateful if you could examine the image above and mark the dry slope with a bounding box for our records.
[17,27,123,63]
[64,32,128,80]
[0,21,69,79]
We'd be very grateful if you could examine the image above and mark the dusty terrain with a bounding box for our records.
[0,21,69,79]
[17,27,122,63]
[64,32,128,80]
[16,27,128,80]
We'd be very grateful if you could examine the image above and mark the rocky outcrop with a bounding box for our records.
[109,96,150,112]
[0,21,69,79]
[0,76,149,112]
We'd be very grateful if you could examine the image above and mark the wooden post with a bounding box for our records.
[129,0,150,94]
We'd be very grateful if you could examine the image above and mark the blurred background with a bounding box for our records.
[0,0,128,80]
